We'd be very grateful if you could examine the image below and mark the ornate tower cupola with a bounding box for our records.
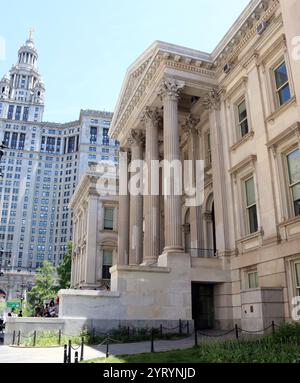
[17,30,38,69]
[8,29,45,106]
[0,72,10,100]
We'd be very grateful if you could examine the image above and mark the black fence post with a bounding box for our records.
[179,319,182,336]
[127,326,130,339]
[160,324,163,338]
[17,330,21,346]
[92,328,96,344]
[63,345,68,364]
[33,331,37,347]
[272,321,275,335]
[151,328,155,353]
[194,328,198,348]
[187,321,190,335]
[80,337,84,361]
[12,330,16,345]
[68,340,72,364]
[58,330,62,346]
[235,324,239,340]
[75,351,79,364]
[106,335,109,358]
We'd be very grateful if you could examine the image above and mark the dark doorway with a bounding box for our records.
[192,283,214,330]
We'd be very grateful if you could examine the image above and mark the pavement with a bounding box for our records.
[0,331,238,364]
[0,336,196,363]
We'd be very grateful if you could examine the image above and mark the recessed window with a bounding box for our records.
[287,149,300,217]
[102,250,113,280]
[247,271,259,289]
[104,207,114,230]
[245,177,258,234]
[274,62,291,107]
[295,262,300,296]
[237,99,249,137]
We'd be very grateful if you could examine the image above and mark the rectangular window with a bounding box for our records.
[237,99,249,137]
[102,250,113,280]
[295,263,300,296]
[248,271,259,289]
[23,107,29,121]
[245,177,258,234]
[274,62,291,107]
[287,149,300,216]
[104,207,114,230]
[15,106,22,121]
[90,127,97,144]
[10,133,18,149]
[7,105,14,120]
[3,132,10,147]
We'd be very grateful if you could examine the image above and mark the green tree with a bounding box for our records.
[57,242,72,289]
[27,261,59,309]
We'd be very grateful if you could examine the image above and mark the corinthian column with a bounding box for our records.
[128,130,144,265]
[182,114,202,250]
[117,148,130,265]
[159,78,185,253]
[141,107,161,264]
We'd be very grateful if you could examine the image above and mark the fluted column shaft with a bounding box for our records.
[160,79,184,252]
[117,148,130,265]
[143,108,160,264]
[129,132,144,265]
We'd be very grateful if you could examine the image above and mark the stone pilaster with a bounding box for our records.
[117,148,130,265]
[128,130,144,265]
[141,107,161,264]
[85,195,98,285]
[159,78,185,253]
[182,114,202,250]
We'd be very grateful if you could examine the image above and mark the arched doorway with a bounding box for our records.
[204,194,217,256]
[211,203,217,255]
[184,209,191,252]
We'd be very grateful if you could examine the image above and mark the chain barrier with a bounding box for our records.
[196,328,235,338]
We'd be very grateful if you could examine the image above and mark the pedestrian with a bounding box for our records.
[49,300,56,317]
[18,310,23,318]
[43,303,50,317]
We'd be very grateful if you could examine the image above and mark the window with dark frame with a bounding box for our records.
[274,61,291,107]
[102,250,113,280]
[237,99,249,138]
[104,207,114,230]
[245,177,258,234]
[287,148,300,216]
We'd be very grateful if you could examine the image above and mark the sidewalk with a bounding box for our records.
[0,331,236,363]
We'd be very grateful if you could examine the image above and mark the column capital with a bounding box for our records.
[141,106,162,128]
[182,114,201,137]
[203,89,221,111]
[127,129,145,147]
[158,78,185,101]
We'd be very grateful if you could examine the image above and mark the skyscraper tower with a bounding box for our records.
[0,34,117,300]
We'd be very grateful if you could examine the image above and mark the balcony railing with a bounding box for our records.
[187,248,218,259]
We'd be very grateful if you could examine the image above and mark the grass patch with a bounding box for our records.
[86,323,300,364]
[19,327,187,348]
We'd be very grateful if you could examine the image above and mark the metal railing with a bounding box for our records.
[188,248,218,259]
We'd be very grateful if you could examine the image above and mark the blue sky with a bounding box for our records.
[0,0,249,122]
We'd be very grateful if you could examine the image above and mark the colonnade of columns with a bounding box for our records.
[117,78,186,266]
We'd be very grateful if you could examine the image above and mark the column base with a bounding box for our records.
[140,259,158,267]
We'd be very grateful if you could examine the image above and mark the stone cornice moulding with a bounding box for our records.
[266,121,300,152]
[223,76,249,101]
[229,154,258,176]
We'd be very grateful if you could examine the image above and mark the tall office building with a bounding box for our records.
[0,34,118,299]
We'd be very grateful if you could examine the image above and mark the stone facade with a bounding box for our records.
[70,164,118,289]
[60,0,300,331]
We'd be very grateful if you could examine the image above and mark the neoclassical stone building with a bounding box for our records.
[70,163,118,290]
[62,0,300,331]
